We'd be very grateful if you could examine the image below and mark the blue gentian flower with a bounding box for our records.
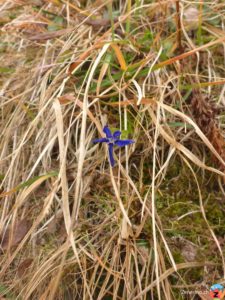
[93,125,134,167]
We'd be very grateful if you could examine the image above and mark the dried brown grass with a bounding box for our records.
[0,0,225,299]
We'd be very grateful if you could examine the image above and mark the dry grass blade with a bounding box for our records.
[53,100,71,234]
[155,35,225,69]
[72,43,110,222]
[1,0,225,299]
[111,43,127,71]
[133,262,217,299]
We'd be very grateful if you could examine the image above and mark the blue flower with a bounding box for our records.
[93,125,135,167]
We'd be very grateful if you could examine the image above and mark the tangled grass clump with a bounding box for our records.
[0,1,225,299]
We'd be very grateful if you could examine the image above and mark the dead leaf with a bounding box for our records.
[28,28,73,41]
[58,94,74,105]
[0,219,31,250]
[77,16,117,28]
[181,243,197,262]
[17,258,33,277]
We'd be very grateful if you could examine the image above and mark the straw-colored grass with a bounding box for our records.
[0,1,225,299]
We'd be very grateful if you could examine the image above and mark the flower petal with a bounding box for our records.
[113,130,121,139]
[108,143,115,167]
[93,138,109,143]
[114,139,134,147]
[103,125,112,138]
